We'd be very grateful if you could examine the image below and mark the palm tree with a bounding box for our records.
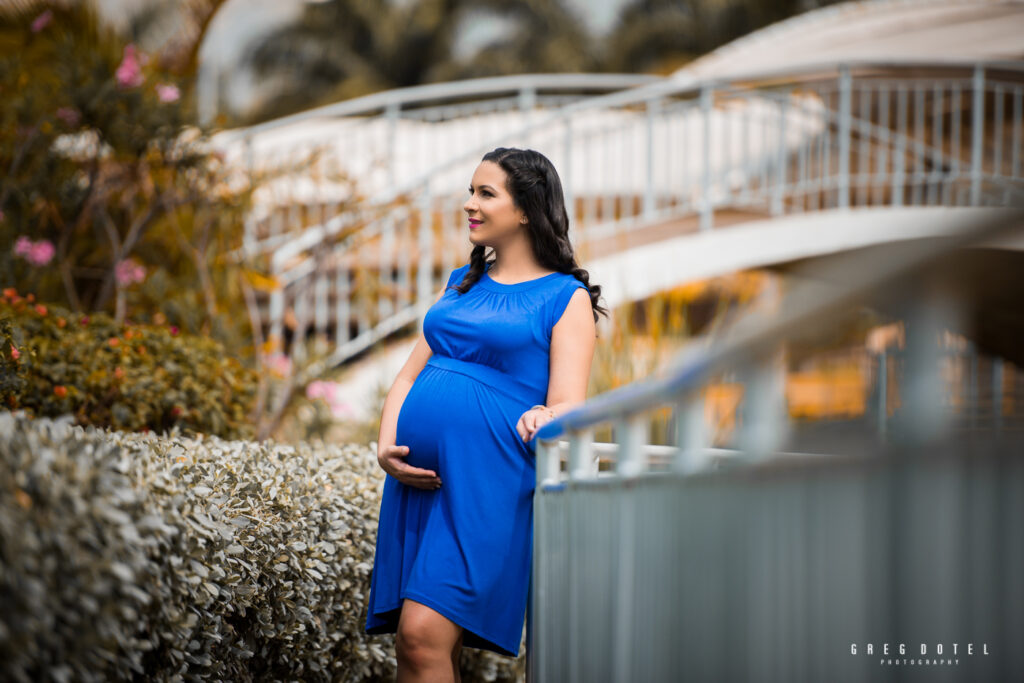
[240,0,591,123]
[601,0,845,75]
[430,0,594,81]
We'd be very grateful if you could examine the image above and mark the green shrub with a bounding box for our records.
[0,412,523,682]
[0,289,257,440]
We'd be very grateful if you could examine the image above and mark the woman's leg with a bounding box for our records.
[451,630,463,683]
[396,598,463,683]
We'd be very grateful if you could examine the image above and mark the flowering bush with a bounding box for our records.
[306,380,355,419]
[0,2,255,353]
[114,43,145,88]
[0,289,257,439]
[12,236,56,266]
[114,258,147,287]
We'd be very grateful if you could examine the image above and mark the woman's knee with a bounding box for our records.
[396,602,458,667]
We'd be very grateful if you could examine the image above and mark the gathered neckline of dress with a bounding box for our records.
[478,262,562,292]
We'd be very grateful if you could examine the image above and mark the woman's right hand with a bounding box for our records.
[377,444,442,490]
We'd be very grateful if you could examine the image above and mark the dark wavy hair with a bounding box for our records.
[451,147,608,324]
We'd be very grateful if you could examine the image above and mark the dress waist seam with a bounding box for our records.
[425,356,538,406]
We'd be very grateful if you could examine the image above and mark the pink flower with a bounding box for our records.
[55,107,80,126]
[28,241,54,266]
[114,258,146,286]
[13,236,55,266]
[9,345,20,360]
[306,380,331,401]
[115,44,145,89]
[169,325,179,336]
[263,352,292,378]
[156,84,180,103]
[14,236,32,257]
[31,10,53,33]
[305,380,354,419]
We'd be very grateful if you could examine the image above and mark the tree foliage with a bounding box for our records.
[239,0,845,123]
[0,2,252,348]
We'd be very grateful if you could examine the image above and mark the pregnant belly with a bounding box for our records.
[394,371,444,472]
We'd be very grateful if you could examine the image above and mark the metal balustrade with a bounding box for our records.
[213,73,659,252]
[527,208,1024,682]
[247,60,1024,383]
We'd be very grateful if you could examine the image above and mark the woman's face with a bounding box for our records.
[463,161,527,248]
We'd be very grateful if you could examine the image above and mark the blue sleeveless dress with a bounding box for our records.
[365,261,589,657]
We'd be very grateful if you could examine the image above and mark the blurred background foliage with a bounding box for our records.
[0,287,258,439]
[0,1,252,345]
[235,0,842,125]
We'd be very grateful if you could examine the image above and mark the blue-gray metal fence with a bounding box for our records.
[527,208,1024,682]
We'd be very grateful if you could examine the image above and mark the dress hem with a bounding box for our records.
[365,590,522,658]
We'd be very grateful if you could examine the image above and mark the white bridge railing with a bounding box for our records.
[215,73,659,252]
[527,208,1024,682]
[233,61,1024,382]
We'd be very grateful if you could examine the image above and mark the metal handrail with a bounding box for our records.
[382,59,1024,202]
[533,207,1024,452]
[215,72,661,142]
[254,59,1024,378]
[272,63,1022,275]
[267,58,1024,256]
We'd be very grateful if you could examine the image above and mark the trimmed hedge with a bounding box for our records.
[0,290,257,440]
[0,412,523,682]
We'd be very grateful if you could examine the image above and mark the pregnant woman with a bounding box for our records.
[365,147,608,681]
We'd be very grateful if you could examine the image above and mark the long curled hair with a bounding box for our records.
[451,147,608,324]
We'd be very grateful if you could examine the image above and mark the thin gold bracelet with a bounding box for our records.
[530,404,556,419]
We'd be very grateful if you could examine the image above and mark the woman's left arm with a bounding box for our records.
[517,288,597,442]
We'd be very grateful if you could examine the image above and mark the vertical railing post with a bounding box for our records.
[566,428,593,683]
[269,250,286,355]
[644,96,660,221]
[838,65,852,210]
[615,414,647,478]
[738,346,789,461]
[562,116,574,229]
[416,182,433,335]
[894,85,908,207]
[314,256,329,353]
[612,414,646,683]
[877,348,889,439]
[243,134,256,250]
[993,357,1004,433]
[531,438,561,683]
[386,102,400,188]
[292,283,309,366]
[772,90,789,216]
[520,85,536,146]
[970,64,985,205]
[518,84,537,112]
[566,429,591,683]
[396,207,411,312]
[568,428,596,480]
[968,341,979,431]
[700,84,714,231]
[901,289,962,444]
[672,391,707,474]
[269,287,284,355]
[537,437,562,490]
[335,257,350,347]
[379,214,394,321]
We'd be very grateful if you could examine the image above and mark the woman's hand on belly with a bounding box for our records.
[377,444,443,490]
